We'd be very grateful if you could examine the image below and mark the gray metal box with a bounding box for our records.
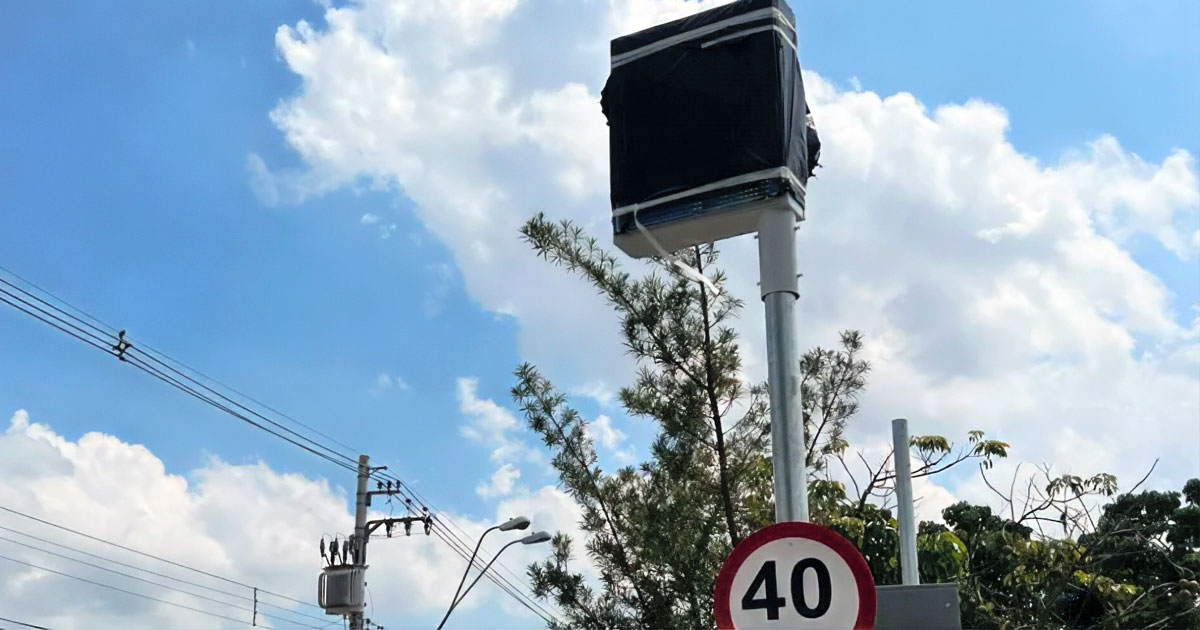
[875,583,961,630]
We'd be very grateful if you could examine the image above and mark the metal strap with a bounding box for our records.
[613,166,805,218]
[632,206,721,296]
[611,7,794,68]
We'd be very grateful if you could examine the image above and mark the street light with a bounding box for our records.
[443,516,530,623]
[497,516,531,531]
[437,531,552,629]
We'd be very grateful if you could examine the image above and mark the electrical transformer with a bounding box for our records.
[318,565,366,615]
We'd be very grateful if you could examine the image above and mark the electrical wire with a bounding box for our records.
[0,504,319,612]
[0,616,53,630]
[0,269,560,625]
[364,475,558,624]
[0,524,333,626]
[0,277,361,475]
[0,553,247,624]
[0,287,555,624]
[368,467,561,622]
[411,482,550,603]
[0,535,327,629]
[0,274,360,470]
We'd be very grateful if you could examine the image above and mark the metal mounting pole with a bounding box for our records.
[758,202,808,523]
[349,454,370,630]
[892,418,919,585]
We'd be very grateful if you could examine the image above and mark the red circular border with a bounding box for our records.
[714,522,877,629]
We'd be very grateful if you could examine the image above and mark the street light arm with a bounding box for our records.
[445,524,498,620]
[437,538,521,630]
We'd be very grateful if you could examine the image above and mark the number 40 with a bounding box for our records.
[741,559,832,620]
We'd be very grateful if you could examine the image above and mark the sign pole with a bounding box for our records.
[892,418,920,585]
[758,203,808,523]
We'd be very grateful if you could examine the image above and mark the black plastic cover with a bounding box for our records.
[602,0,812,212]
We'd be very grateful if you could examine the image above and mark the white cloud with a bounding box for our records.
[244,153,279,207]
[361,213,398,238]
[457,377,537,465]
[570,381,617,407]
[477,463,522,499]
[373,372,410,393]
[606,0,731,39]
[0,410,574,628]
[260,0,1199,511]
[0,411,455,626]
[586,414,627,450]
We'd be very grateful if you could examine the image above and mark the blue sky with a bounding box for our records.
[1,1,1197,627]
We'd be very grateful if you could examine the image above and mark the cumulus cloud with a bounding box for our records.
[606,0,731,38]
[587,414,627,451]
[457,377,537,466]
[570,381,617,407]
[0,410,568,628]
[259,0,1199,512]
[477,463,522,499]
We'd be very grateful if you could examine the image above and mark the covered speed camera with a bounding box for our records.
[602,0,819,258]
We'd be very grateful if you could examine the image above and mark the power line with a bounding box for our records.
[0,265,117,333]
[0,535,327,629]
[0,267,361,462]
[0,280,359,475]
[0,616,53,630]
[364,474,559,624]
[0,504,318,612]
[121,352,359,475]
[408,481,553,609]
[0,553,248,625]
[0,288,116,355]
[0,287,555,624]
[0,524,333,626]
[0,268,559,624]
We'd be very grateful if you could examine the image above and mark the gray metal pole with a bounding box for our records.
[758,202,808,523]
[892,418,919,585]
[350,454,370,630]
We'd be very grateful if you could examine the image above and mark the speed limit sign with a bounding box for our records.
[714,522,876,629]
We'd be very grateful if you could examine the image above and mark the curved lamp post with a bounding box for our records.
[444,516,530,615]
[437,531,551,629]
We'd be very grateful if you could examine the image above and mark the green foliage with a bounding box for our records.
[513,215,1197,629]
[800,330,868,469]
[947,478,1200,629]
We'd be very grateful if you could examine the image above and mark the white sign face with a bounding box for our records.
[714,522,875,630]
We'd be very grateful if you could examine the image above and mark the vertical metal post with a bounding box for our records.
[758,202,808,523]
[252,587,258,626]
[350,454,370,630]
[892,418,919,585]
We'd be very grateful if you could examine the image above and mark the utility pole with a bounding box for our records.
[318,454,433,628]
[349,454,371,630]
